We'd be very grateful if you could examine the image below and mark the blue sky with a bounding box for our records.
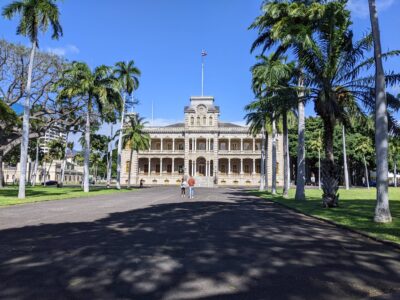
[1,0,400,132]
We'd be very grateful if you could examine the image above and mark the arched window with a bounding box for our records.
[190,116,194,126]
[209,116,213,126]
[197,116,200,125]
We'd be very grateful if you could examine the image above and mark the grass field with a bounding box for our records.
[253,188,400,244]
[0,186,133,207]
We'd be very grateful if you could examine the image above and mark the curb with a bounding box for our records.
[254,194,400,251]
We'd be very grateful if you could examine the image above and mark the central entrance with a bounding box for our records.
[197,157,206,176]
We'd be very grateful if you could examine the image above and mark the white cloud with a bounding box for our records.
[347,0,395,18]
[46,44,80,56]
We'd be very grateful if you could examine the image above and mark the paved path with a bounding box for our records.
[0,187,399,300]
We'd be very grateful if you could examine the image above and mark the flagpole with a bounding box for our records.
[201,55,204,96]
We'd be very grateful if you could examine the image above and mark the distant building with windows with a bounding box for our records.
[40,125,67,154]
[121,96,284,187]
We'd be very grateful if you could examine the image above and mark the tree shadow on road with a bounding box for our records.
[0,190,399,300]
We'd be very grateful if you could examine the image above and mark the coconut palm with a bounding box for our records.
[355,137,374,189]
[342,125,350,190]
[58,62,122,192]
[308,130,323,190]
[249,54,298,196]
[122,114,149,188]
[389,137,400,188]
[245,101,270,191]
[251,1,400,207]
[368,0,392,222]
[42,139,64,186]
[2,0,63,198]
[114,61,141,190]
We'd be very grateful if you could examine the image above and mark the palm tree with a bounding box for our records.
[389,137,400,188]
[308,130,323,190]
[43,139,64,186]
[249,54,298,196]
[106,125,115,188]
[60,141,73,187]
[295,77,306,201]
[123,114,149,188]
[342,125,350,190]
[2,0,63,198]
[355,137,373,189]
[369,0,392,223]
[245,102,270,191]
[114,61,141,190]
[58,62,122,192]
[252,1,400,207]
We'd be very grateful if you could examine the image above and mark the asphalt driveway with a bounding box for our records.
[0,187,399,299]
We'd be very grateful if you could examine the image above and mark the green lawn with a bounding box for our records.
[253,188,400,244]
[0,186,133,207]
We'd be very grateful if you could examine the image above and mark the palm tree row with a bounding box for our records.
[2,0,147,196]
[249,0,400,222]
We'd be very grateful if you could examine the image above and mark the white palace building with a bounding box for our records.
[121,96,284,187]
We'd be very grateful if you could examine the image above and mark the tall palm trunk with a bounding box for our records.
[0,151,4,188]
[363,155,370,189]
[394,162,397,187]
[369,0,392,223]
[106,125,113,188]
[342,125,350,190]
[295,98,305,201]
[42,161,46,186]
[31,141,39,186]
[44,160,53,186]
[321,117,339,207]
[271,115,277,195]
[260,123,266,191]
[83,106,91,193]
[127,148,134,188]
[60,132,69,188]
[265,132,269,189]
[18,41,36,199]
[116,94,126,190]
[283,111,290,197]
[318,148,321,190]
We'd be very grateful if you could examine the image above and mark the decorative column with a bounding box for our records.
[193,160,197,176]
[240,158,244,175]
[160,138,163,152]
[253,159,256,175]
[228,138,231,152]
[228,158,231,175]
[160,158,163,176]
[253,139,255,152]
[172,138,175,153]
[172,158,175,175]
[241,138,243,152]
[184,134,189,176]
[148,157,151,176]
[194,138,197,152]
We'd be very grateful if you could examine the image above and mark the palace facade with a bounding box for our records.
[121,96,284,187]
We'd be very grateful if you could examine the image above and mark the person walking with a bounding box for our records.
[187,176,196,199]
[180,177,187,198]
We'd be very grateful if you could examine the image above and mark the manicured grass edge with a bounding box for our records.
[0,188,136,208]
[251,191,400,250]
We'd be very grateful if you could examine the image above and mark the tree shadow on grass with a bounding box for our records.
[252,189,400,245]
[0,192,400,299]
[0,186,121,199]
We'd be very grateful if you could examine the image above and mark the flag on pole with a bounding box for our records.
[201,49,207,57]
